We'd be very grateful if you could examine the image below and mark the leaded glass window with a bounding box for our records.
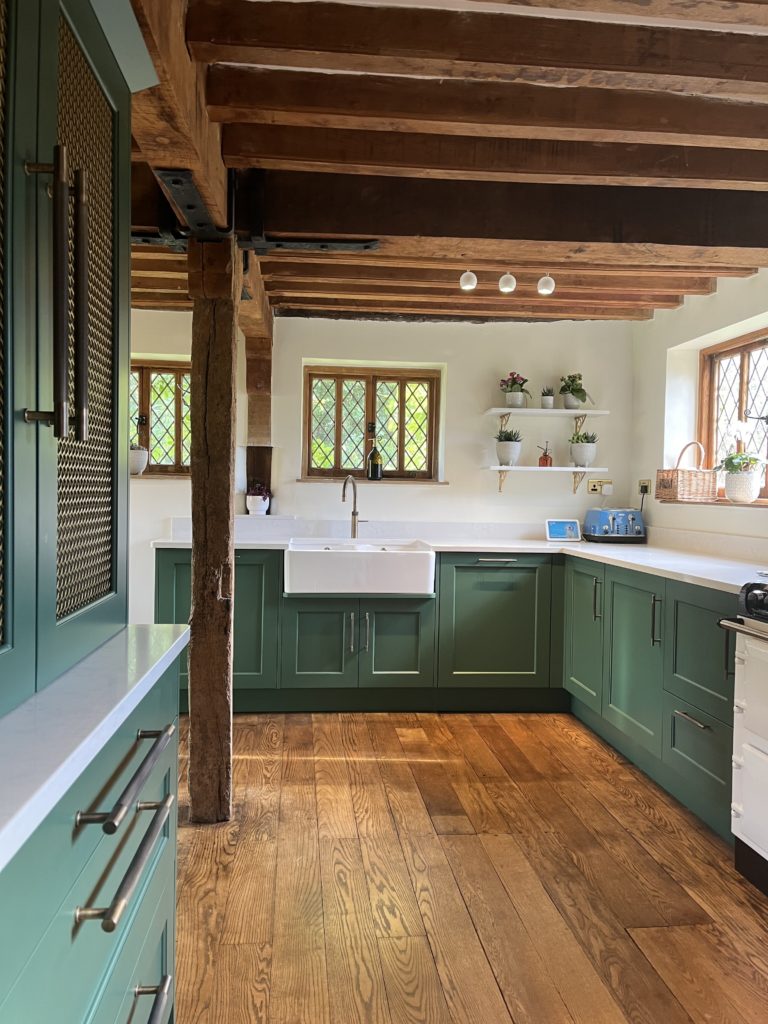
[130,363,191,475]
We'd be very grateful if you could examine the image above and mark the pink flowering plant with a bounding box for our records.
[499,371,531,397]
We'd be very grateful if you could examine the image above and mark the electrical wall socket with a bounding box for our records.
[639,479,652,495]
[588,478,612,494]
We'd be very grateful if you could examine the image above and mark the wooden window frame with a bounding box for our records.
[131,360,192,477]
[302,365,441,481]
[698,328,768,501]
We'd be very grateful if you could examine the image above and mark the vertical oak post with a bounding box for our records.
[187,236,241,823]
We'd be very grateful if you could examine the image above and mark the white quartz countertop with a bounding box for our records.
[152,538,763,595]
[0,623,190,874]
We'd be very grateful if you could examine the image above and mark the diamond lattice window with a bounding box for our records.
[130,363,191,475]
[305,366,439,479]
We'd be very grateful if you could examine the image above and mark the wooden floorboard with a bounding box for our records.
[176,712,768,1024]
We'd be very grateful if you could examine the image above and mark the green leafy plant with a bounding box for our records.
[540,386,554,397]
[559,373,594,404]
[129,443,146,451]
[569,431,598,444]
[714,451,766,474]
[495,428,522,442]
[499,372,531,397]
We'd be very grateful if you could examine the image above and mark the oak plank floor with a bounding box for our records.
[176,712,768,1023]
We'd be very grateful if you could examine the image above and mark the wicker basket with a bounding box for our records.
[655,441,717,503]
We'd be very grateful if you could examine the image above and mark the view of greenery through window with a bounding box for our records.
[130,365,191,474]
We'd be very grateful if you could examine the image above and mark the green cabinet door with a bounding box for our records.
[563,558,604,713]
[664,580,737,725]
[155,548,281,690]
[358,599,436,688]
[280,598,359,688]
[602,566,664,756]
[437,554,552,688]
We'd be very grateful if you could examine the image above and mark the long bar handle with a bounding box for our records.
[673,708,709,731]
[75,794,174,932]
[723,630,733,681]
[719,616,768,645]
[136,975,173,1024]
[52,144,69,438]
[650,595,662,646]
[73,167,89,441]
[75,724,175,833]
[592,577,603,621]
[349,611,355,654]
[476,558,518,563]
[364,612,370,653]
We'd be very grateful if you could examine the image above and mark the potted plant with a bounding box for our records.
[540,386,555,409]
[500,371,532,408]
[495,428,522,466]
[715,451,766,504]
[560,373,594,410]
[129,443,149,477]
[569,430,598,467]
[246,481,272,515]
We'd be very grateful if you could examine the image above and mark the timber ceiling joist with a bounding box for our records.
[129,0,768,323]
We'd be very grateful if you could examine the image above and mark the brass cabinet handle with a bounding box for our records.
[75,794,174,932]
[673,708,710,731]
[349,611,355,654]
[650,595,662,646]
[364,612,371,653]
[136,975,173,1024]
[76,724,176,834]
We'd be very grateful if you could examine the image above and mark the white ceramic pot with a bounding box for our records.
[724,470,763,504]
[495,440,521,466]
[563,393,582,410]
[129,447,149,476]
[570,442,597,468]
[246,494,270,515]
[505,392,525,408]
[540,395,554,409]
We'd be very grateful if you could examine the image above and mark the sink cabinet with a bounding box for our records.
[563,558,604,713]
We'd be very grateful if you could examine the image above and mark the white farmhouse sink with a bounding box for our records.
[284,539,436,595]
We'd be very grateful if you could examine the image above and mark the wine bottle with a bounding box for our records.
[366,438,384,481]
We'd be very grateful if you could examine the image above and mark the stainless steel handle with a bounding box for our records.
[72,166,89,441]
[136,975,173,1024]
[476,558,518,563]
[75,794,174,932]
[349,611,355,654]
[592,577,603,621]
[650,595,662,646]
[364,612,370,653]
[76,724,176,833]
[673,708,709,731]
[719,617,768,644]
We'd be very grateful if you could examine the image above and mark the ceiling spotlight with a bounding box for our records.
[498,272,517,294]
[459,269,478,292]
[537,274,556,296]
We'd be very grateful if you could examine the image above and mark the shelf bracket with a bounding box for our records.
[573,413,587,432]
[572,471,587,493]
[497,470,509,493]
[498,412,511,431]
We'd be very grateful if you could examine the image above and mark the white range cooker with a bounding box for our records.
[721,583,768,895]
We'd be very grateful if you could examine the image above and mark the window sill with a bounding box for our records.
[658,498,768,507]
[297,477,449,486]
[130,473,191,480]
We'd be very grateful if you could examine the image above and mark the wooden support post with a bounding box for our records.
[246,334,272,446]
[187,236,241,823]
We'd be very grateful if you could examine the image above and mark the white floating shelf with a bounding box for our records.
[488,466,609,472]
[485,408,610,418]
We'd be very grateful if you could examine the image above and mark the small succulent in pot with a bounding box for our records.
[129,443,149,477]
[246,480,272,515]
[500,371,532,408]
[714,451,766,504]
[569,430,598,468]
[559,373,595,409]
[540,386,555,409]
[494,428,523,467]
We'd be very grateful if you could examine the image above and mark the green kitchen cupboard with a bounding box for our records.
[280,598,359,689]
[563,558,604,713]
[602,566,664,756]
[358,598,436,688]
[155,548,282,691]
[437,554,552,688]
[664,580,737,725]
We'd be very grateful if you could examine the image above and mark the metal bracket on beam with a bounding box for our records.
[245,237,380,256]
[154,168,234,242]
[131,230,189,252]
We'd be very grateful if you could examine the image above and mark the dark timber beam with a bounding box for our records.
[273,296,653,320]
[186,1,768,100]
[187,236,241,823]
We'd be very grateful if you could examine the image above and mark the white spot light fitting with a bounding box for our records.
[498,272,517,294]
[459,269,478,291]
[537,274,556,296]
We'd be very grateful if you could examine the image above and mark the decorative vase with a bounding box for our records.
[570,442,596,468]
[563,393,582,410]
[505,392,525,408]
[540,395,554,409]
[724,471,762,504]
[129,447,149,476]
[246,494,270,515]
[495,440,522,467]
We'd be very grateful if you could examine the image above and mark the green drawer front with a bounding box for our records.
[0,739,177,1023]
[89,876,174,1024]
[663,581,737,726]
[0,663,177,1001]
[662,692,733,836]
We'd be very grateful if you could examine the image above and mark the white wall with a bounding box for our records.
[630,269,768,543]
[271,316,635,522]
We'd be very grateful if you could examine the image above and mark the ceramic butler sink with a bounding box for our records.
[284,539,436,594]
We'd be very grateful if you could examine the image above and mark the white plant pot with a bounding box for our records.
[724,470,762,504]
[505,392,526,408]
[540,396,554,409]
[495,440,521,466]
[246,494,270,515]
[570,442,597,468]
[562,393,582,410]
[129,448,149,476]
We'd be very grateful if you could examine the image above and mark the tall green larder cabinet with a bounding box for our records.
[0,0,130,716]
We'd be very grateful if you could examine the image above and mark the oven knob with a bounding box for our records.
[746,588,768,613]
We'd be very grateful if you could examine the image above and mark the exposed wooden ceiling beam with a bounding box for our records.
[186,1,768,100]
[130,0,229,226]
[223,124,768,191]
[272,296,653,320]
[208,67,768,151]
